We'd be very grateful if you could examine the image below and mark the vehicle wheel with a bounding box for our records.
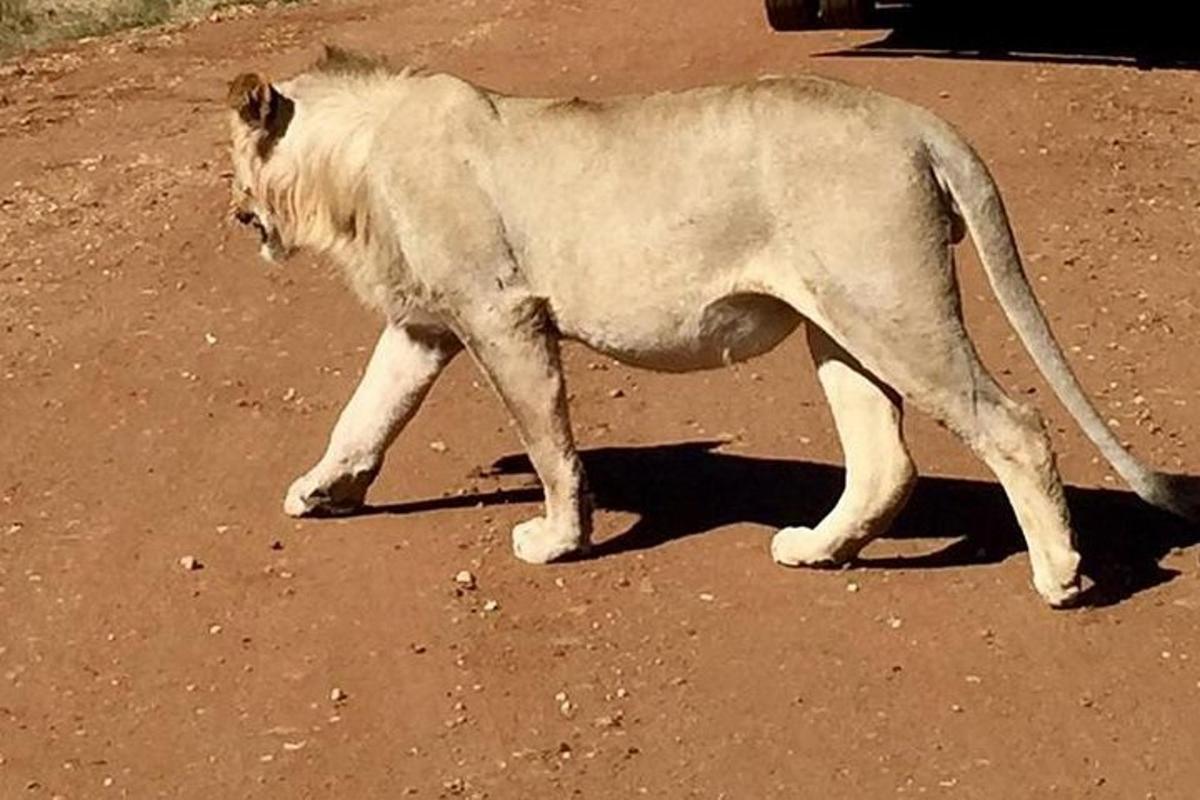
[818,0,871,27]
[764,0,818,31]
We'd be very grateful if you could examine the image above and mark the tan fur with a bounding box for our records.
[227,55,1195,607]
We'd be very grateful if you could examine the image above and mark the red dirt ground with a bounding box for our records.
[2,1,1199,798]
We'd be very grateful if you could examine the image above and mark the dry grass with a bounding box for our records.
[0,0,298,57]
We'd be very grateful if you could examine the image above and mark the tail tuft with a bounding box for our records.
[1133,472,1200,522]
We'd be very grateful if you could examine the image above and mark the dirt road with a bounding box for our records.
[2,1,1199,797]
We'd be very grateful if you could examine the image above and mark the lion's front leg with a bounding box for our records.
[459,299,591,564]
[284,321,462,517]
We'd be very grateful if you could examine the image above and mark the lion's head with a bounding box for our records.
[226,72,296,262]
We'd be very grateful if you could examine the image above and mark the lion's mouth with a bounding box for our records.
[234,209,270,245]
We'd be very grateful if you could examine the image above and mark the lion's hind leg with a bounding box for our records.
[781,298,1080,607]
[772,325,917,567]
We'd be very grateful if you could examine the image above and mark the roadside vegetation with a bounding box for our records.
[0,0,297,57]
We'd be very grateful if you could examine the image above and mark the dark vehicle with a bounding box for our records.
[764,0,1195,68]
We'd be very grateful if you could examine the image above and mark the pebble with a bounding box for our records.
[608,388,625,399]
[330,687,348,702]
[846,581,860,593]
[454,570,476,590]
[179,555,201,571]
[698,592,715,602]
[429,440,448,453]
[593,711,624,728]
[208,624,222,635]
[482,599,499,612]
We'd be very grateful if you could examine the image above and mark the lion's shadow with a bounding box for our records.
[367,441,1197,606]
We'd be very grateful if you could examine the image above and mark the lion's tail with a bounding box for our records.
[924,125,1200,520]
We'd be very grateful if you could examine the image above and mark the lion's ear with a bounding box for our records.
[226,72,292,138]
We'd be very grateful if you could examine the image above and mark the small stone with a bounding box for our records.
[593,710,624,728]
[615,687,629,699]
[282,740,306,751]
[482,599,499,612]
[887,616,903,629]
[454,570,476,590]
[330,687,348,702]
[411,643,427,654]
[208,624,222,635]
[559,700,574,717]
[608,388,625,399]
[204,332,218,346]
[282,387,297,402]
[950,703,964,713]
[846,581,860,593]
[698,592,715,602]
[179,555,201,571]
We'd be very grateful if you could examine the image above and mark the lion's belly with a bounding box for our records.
[555,293,801,372]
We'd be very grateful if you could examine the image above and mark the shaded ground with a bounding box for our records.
[1,1,1199,798]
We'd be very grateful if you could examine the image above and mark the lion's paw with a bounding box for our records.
[283,469,370,518]
[1032,551,1083,609]
[770,526,849,568]
[512,517,583,565]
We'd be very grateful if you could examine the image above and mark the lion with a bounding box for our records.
[225,47,1197,607]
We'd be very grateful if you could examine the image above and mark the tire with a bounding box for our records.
[764,0,819,31]
[818,0,871,27]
